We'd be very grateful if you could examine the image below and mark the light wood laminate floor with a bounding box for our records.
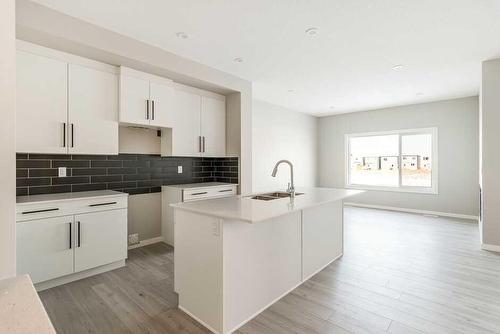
[39,207,500,334]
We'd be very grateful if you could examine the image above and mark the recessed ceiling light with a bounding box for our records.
[233,57,244,63]
[329,106,335,109]
[416,92,424,96]
[176,32,189,39]
[392,64,405,70]
[305,27,319,36]
[287,89,295,93]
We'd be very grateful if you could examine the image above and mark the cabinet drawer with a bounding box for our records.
[183,185,236,202]
[16,195,128,221]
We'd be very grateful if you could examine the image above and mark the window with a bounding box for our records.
[345,128,437,193]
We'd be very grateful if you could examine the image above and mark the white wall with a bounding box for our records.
[252,100,318,193]
[318,97,479,217]
[480,59,500,248]
[0,0,16,279]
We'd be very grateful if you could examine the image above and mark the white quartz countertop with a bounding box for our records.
[17,190,128,205]
[162,182,237,190]
[0,275,56,334]
[171,187,363,223]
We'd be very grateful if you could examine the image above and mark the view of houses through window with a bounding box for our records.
[347,129,435,191]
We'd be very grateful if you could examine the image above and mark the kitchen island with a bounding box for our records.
[171,187,362,334]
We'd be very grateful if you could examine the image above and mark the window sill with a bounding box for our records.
[345,184,438,195]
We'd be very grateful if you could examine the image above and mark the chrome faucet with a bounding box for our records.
[271,160,295,197]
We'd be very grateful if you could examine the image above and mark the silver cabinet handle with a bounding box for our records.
[203,136,206,152]
[198,136,202,152]
[219,189,233,193]
[62,123,66,148]
[192,191,208,196]
[146,99,150,120]
[151,100,155,120]
[71,123,74,148]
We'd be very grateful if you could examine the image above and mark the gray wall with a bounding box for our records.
[318,96,479,217]
[0,0,16,279]
[252,100,318,192]
[480,59,500,247]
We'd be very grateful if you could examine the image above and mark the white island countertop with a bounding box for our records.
[171,187,363,223]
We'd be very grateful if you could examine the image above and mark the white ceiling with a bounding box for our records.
[31,0,500,116]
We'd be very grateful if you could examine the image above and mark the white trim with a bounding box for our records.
[344,202,479,221]
[345,127,438,194]
[35,260,125,291]
[127,236,165,250]
[481,243,500,252]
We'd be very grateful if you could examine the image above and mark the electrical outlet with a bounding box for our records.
[58,167,67,177]
[128,233,139,245]
[177,165,183,174]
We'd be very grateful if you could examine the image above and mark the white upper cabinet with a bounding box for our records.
[68,64,119,155]
[149,81,175,127]
[16,42,119,155]
[168,88,202,156]
[119,67,174,128]
[16,50,68,154]
[119,73,150,126]
[162,84,226,157]
[201,96,226,157]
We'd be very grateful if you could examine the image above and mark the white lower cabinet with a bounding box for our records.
[74,209,127,272]
[16,215,74,284]
[16,191,128,289]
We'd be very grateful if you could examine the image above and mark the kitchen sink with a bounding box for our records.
[250,192,304,201]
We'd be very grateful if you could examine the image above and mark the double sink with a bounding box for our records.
[250,191,304,201]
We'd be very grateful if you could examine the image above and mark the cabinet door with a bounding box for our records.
[170,89,201,156]
[150,81,174,128]
[119,74,150,126]
[201,96,226,157]
[16,216,74,284]
[74,209,127,272]
[68,64,119,155]
[16,50,68,154]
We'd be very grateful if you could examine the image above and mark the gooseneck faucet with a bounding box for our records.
[271,160,295,197]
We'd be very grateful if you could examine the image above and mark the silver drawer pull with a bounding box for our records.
[219,189,233,193]
[89,201,117,207]
[22,208,59,215]
[191,192,208,196]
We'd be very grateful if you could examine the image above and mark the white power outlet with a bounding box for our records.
[58,167,67,177]
[128,233,139,245]
[177,165,183,174]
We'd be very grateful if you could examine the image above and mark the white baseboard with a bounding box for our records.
[481,243,500,252]
[128,236,164,250]
[35,260,126,291]
[344,202,479,221]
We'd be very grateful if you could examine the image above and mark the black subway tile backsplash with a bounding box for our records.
[16,154,239,196]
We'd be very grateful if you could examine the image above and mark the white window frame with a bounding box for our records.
[345,127,438,194]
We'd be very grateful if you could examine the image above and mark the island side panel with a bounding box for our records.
[302,200,343,281]
[174,209,223,333]
[223,212,302,333]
